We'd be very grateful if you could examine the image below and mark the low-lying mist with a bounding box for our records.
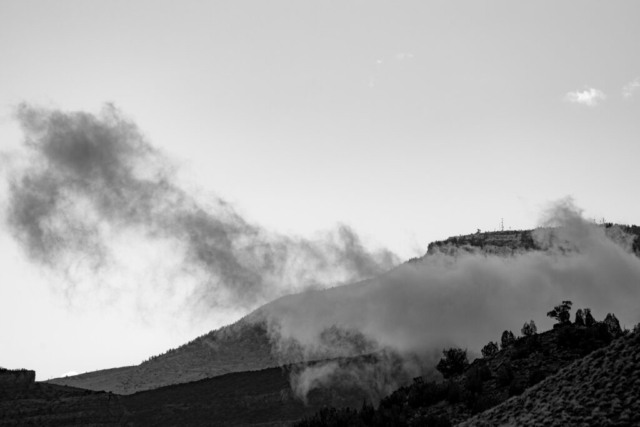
[257,202,640,400]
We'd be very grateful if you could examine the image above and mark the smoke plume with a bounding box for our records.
[256,200,640,399]
[1,104,399,312]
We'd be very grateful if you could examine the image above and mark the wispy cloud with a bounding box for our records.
[395,52,414,60]
[564,87,606,107]
[622,77,640,99]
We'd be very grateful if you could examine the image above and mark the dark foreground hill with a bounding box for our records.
[294,320,637,427]
[459,330,640,426]
[0,368,125,426]
[1,360,371,426]
[7,323,637,426]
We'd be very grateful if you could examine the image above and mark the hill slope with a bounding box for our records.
[293,321,625,426]
[47,321,277,395]
[459,330,640,426]
[48,224,640,396]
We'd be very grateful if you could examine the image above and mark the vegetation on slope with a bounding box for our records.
[459,329,640,426]
[293,301,633,427]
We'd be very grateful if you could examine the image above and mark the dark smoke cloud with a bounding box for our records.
[254,200,640,399]
[2,103,399,310]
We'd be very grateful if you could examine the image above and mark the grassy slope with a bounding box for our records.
[47,321,277,394]
[459,331,640,426]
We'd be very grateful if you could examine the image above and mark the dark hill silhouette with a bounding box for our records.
[292,315,630,427]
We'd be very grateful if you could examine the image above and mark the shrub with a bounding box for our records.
[508,378,525,397]
[574,308,585,326]
[408,379,448,408]
[446,381,461,404]
[510,346,530,360]
[529,369,547,387]
[604,313,622,337]
[481,341,499,358]
[436,348,469,379]
[471,395,500,415]
[557,322,612,355]
[465,364,490,394]
[521,320,537,337]
[416,414,452,427]
[547,300,572,324]
[497,363,515,386]
[501,330,515,350]
[584,308,596,327]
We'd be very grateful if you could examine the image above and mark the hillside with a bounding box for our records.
[48,224,640,396]
[0,368,125,426]
[1,359,377,426]
[293,316,629,426]
[459,330,640,426]
[48,320,278,395]
[6,314,637,426]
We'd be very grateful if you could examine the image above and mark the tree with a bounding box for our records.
[574,309,585,326]
[521,320,537,337]
[604,313,622,337]
[547,300,573,324]
[481,341,499,358]
[436,348,469,379]
[501,330,515,350]
[584,308,596,327]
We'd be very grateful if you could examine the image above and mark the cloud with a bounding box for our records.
[395,52,414,60]
[258,198,640,400]
[564,87,606,107]
[622,77,640,99]
[1,104,399,315]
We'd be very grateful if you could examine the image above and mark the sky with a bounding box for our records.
[1,1,639,381]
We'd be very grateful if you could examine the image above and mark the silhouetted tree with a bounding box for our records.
[521,320,537,337]
[574,308,585,326]
[501,330,515,350]
[604,313,622,337]
[481,341,499,358]
[436,348,469,379]
[584,308,596,327]
[547,300,572,324]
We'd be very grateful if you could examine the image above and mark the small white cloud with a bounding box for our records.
[564,87,606,107]
[376,59,383,65]
[622,77,640,99]
[395,52,414,60]
[368,76,375,88]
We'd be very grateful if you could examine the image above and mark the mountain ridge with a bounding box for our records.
[47,224,640,396]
